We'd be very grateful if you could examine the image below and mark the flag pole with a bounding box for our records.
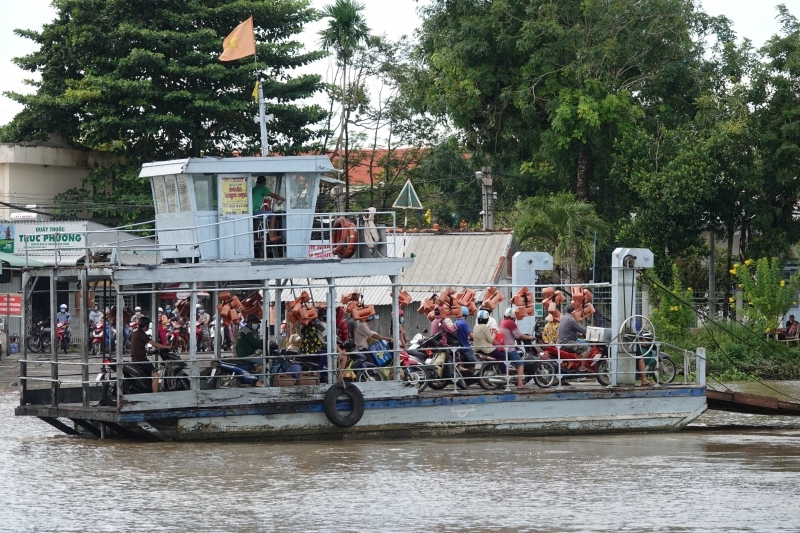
[253,33,269,156]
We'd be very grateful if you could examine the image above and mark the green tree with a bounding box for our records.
[318,0,370,209]
[732,257,800,334]
[413,0,705,202]
[511,192,609,281]
[2,0,325,222]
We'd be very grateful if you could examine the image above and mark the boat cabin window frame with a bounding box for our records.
[194,174,218,212]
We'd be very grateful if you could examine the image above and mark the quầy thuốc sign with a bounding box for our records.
[13,223,88,255]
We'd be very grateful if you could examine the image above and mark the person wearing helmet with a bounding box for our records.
[130,315,171,393]
[473,309,505,361]
[454,306,478,371]
[89,304,103,327]
[236,314,262,358]
[56,304,70,325]
[497,307,536,388]
[430,305,457,347]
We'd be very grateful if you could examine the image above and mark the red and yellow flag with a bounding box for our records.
[219,16,256,61]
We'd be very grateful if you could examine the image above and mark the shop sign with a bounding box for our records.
[13,222,88,255]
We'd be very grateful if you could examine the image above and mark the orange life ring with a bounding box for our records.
[332,217,349,246]
[332,220,357,259]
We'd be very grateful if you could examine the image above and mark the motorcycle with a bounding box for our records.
[363,338,436,390]
[155,348,190,392]
[477,341,558,390]
[167,318,189,353]
[26,320,51,353]
[56,321,70,354]
[201,356,265,388]
[95,355,153,405]
[541,343,610,386]
[91,320,105,356]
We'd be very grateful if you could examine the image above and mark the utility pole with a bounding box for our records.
[479,166,494,230]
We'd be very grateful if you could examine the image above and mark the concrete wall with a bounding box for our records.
[0,143,124,220]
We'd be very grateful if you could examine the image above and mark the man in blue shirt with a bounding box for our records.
[56,304,70,325]
[454,306,478,367]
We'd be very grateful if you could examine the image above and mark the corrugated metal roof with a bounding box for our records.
[265,233,515,306]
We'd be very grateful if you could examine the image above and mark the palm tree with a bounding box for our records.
[318,0,370,210]
[513,192,610,282]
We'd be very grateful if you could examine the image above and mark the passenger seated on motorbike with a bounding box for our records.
[335,339,356,381]
[130,316,171,393]
[430,306,458,347]
[496,308,532,388]
[454,306,478,370]
[236,314,262,358]
[557,307,591,372]
[354,315,391,351]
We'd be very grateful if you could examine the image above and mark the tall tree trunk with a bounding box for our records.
[576,143,592,201]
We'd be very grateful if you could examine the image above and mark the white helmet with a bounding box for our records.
[158,307,163,313]
[477,309,490,321]
[503,307,515,318]
[59,304,67,311]
[196,303,202,309]
[134,306,141,312]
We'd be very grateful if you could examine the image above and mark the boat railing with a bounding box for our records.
[13,210,399,267]
[15,336,706,409]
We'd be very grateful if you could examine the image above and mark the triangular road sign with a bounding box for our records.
[392,179,423,210]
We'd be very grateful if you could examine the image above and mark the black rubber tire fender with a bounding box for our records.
[323,382,365,428]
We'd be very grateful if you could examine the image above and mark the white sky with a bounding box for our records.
[0,0,797,127]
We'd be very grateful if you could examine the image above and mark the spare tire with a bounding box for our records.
[323,382,365,428]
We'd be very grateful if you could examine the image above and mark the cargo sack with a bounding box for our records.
[369,339,392,366]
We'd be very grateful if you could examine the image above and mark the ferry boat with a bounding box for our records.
[13,155,707,441]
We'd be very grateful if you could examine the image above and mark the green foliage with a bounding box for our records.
[4,0,326,224]
[732,257,800,332]
[649,264,696,344]
[510,192,609,278]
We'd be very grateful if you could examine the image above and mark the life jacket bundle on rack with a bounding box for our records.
[569,286,595,320]
[481,286,505,311]
[511,287,535,320]
[331,217,358,259]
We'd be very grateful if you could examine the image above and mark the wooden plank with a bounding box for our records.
[39,417,81,436]
[70,418,101,437]
[707,389,800,416]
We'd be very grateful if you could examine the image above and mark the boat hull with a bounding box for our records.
[115,384,707,441]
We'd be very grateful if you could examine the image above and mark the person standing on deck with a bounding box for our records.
[129,316,171,393]
[497,308,535,388]
[252,175,286,242]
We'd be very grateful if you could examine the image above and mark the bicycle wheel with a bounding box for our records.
[657,355,677,383]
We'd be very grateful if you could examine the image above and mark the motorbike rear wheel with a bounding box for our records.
[357,368,383,382]
[478,362,506,390]
[405,366,428,393]
[26,336,42,353]
[596,359,611,386]
[532,360,558,389]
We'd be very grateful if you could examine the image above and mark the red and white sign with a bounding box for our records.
[0,294,22,316]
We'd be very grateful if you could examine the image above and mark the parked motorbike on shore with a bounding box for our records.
[95,357,153,405]
[26,320,51,353]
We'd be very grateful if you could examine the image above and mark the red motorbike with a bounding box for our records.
[91,320,105,356]
[56,321,70,354]
[167,319,189,353]
[541,343,610,386]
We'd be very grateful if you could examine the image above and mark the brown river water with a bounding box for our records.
[1,381,800,532]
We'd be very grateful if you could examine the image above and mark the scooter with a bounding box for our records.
[477,342,559,390]
[56,321,70,354]
[91,320,105,356]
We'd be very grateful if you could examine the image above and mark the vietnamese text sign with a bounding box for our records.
[14,222,87,255]
[0,295,22,316]
[220,177,250,216]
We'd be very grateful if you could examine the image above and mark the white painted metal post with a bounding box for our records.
[391,275,400,380]
[511,252,554,335]
[50,270,58,407]
[189,282,198,390]
[610,248,654,386]
[80,268,89,407]
[696,347,706,387]
[116,288,124,404]
[327,278,336,384]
